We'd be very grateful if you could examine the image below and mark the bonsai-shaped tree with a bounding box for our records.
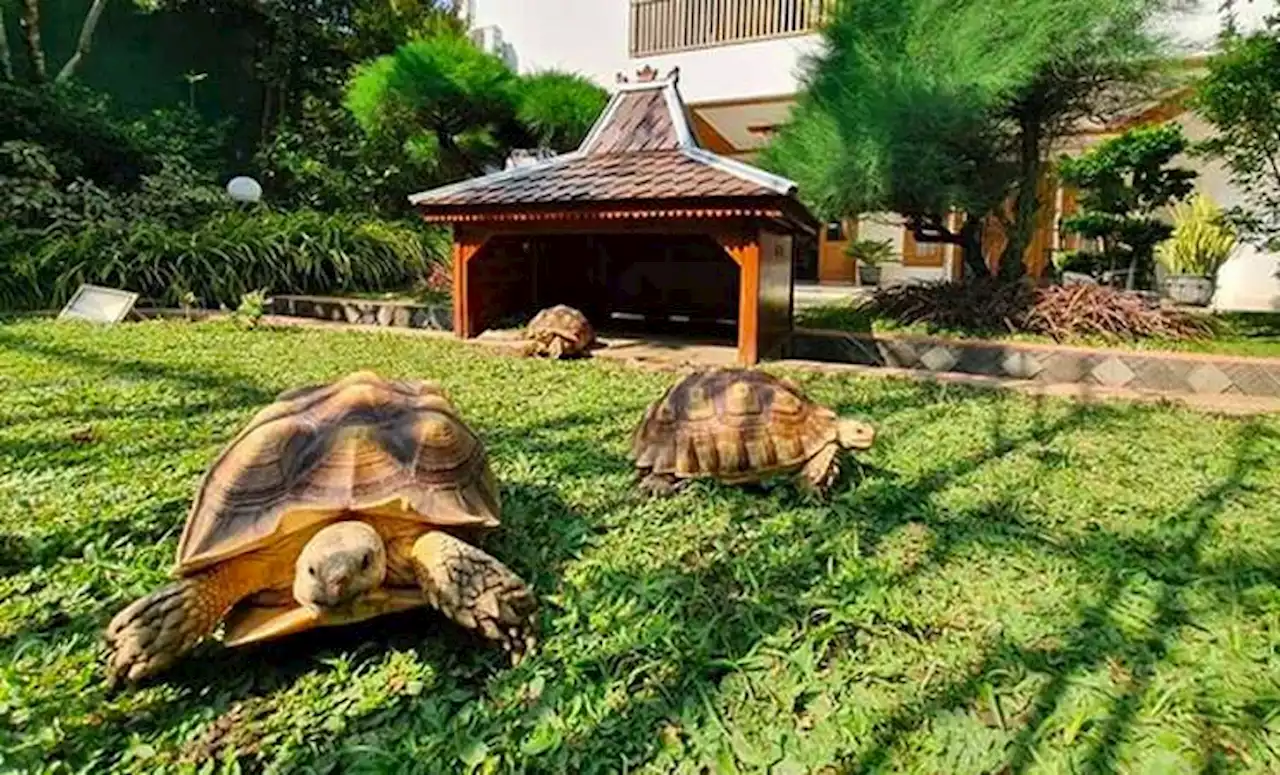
[345,34,607,185]
[1057,122,1197,290]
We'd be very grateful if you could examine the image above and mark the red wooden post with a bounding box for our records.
[451,227,489,339]
[715,229,761,366]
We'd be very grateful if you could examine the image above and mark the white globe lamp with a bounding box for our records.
[226,176,263,204]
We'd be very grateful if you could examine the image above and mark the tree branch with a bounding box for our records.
[906,213,964,245]
[56,0,110,82]
[0,12,14,81]
[18,0,47,82]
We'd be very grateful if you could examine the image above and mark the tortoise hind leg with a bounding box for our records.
[410,531,538,664]
[105,569,252,685]
[798,444,841,498]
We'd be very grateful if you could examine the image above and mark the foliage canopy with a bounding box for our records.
[762,0,1174,279]
[1194,13,1280,248]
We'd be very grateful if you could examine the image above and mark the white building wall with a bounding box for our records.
[1177,114,1280,312]
[468,1,1276,106]
[467,0,818,103]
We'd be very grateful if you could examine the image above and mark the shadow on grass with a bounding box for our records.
[841,421,1272,774]
[5,327,1275,772]
[484,400,1272,773]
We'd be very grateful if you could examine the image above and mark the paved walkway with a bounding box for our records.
[254,314,1280,416]
[793,282,872,311]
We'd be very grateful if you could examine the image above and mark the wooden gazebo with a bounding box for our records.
[410,66,818,365]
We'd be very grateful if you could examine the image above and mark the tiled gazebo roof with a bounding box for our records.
[409,67,815,229]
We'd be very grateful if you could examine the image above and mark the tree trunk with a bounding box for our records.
[56,0,110,82]
[0,13,14,81]
[437,129,486,178]
[959,215,989,280]
[19,0,47,83]
[1000,113,1043,282]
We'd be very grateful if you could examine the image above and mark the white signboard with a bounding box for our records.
[57,284,139,324]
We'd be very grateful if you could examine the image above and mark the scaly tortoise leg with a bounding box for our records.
[410,531,538,664]
[105,567,256,685]
[798,444,841,498]
[637,471,686,497]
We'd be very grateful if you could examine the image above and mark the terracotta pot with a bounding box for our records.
[1163,275,1215,306]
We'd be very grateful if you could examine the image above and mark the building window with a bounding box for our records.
[825,221,845,242]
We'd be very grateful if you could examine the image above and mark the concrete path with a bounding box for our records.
[793,283,872,311]
[255,314,1280,416]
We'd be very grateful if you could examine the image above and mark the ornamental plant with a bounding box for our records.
[1156,194,1237,277]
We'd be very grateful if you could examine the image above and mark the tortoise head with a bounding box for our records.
[836,418,876,451]
[293,521,388,611]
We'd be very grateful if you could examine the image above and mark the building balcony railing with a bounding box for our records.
[630,0,834,57]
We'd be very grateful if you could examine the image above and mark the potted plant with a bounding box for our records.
[846,238,894,286]
[1155,194,1237,306]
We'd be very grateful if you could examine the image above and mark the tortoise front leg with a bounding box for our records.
[410,531,538,664]
[546,336,568,359]
[798,444,841,498]
[105,567,255,685]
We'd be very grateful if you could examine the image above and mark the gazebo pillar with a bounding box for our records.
[451,227,490,338]
[716,230,762,366]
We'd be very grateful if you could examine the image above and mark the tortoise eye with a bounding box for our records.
[360,552,371,571]
[308,566,317,578]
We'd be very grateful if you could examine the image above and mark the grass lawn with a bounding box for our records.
[2,319,1279,773]
[798,304,1280,360]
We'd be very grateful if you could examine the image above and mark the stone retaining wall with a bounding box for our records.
[270,295,452,331]
[791,328,1280,398]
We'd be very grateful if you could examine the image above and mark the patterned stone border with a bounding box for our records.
[791,328,1280,398]
[269,295,452,331]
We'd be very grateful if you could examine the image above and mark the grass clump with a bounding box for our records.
[1,319,1278,772]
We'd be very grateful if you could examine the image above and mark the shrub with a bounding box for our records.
[1024,284,1213,341]
[845,238,895,266]
[1156,194,1237,277]
[0,82,159,188]
[21,210,447,309]
[869,276,1036,333]
[869,279,1212,341]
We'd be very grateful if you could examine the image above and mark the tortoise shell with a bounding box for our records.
[525,305,595,355]
[630,368,841,482]
[174,371,500,576]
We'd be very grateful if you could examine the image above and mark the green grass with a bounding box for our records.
[798,304,1280,359]
[2,319,1279,773]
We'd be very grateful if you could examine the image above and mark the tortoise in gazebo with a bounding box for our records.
[629,368,876,497]
[104,372,537,684]
[523,305,597,359]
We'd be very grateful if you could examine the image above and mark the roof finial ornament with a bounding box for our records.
[666,66,680,84]
[635,64,659,83]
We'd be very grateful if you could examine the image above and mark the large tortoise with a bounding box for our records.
[523,305,596,359]
[630,368,876,497]
[105,371,536,684]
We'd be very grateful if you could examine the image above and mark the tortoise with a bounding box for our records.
[104,371,536,684]
[523,305,596,359]
[629,368,876,497]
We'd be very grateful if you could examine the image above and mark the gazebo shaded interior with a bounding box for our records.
[465,233,740,337]
[411,67,817,365]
